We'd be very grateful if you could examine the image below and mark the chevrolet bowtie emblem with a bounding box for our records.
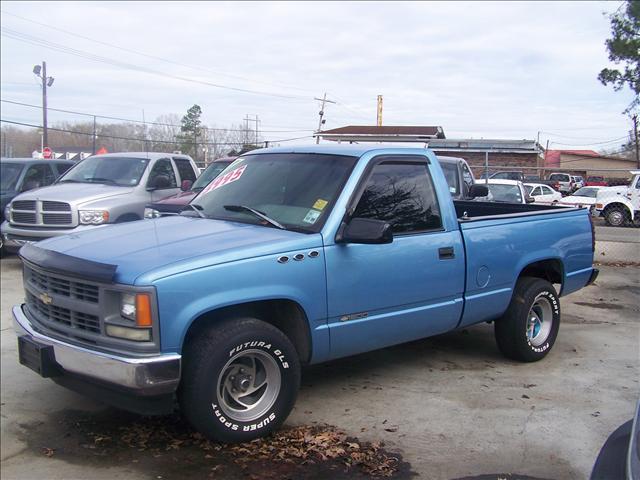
[39,292,53,305]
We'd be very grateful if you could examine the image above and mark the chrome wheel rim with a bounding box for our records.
[609,210,624,225]
[216,349,281,422]
[526,295,553,347]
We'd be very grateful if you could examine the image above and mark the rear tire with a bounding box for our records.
[179,317,300,443]
[495,277,560,362]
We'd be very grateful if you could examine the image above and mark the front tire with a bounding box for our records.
[604,206,629,227]
[495,277,560,362]
[179,317,300,443]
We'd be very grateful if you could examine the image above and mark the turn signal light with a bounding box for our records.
[136,293,152,327]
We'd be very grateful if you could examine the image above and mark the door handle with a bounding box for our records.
[439,247,455,260]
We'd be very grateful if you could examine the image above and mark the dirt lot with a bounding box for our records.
[1,255,638,480]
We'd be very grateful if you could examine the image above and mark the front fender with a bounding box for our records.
[153,247,328,361]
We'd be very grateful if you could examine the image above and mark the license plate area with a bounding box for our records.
[18,336,60,378]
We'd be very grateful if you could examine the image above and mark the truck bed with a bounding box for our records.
[452,199,593,330]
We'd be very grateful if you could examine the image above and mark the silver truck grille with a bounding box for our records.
[10,200,73,226]
[24,264,103,343]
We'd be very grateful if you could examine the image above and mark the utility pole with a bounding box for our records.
[377,95,383,126]
[244,115,259,146]
[314,93,336,144]
[92,116,97,155]
[33,61,54,149]
[633,114,639,169]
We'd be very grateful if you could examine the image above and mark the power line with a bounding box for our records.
[1,9,317,95]
[0,99,315,133]
[0,119,314,145]
[1,27,312,101]
[548,135,629,147]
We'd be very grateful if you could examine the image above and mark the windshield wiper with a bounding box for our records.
[86,177,119,186]
[223,205,286,230]
[182,203,207,218]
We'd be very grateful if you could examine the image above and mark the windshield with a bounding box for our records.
[1,163,24,191]
[192,161,232,190]
[549,174,569,182]
[572,187,599,198]
[58,156,150,186]
[440,163,460,195]
[193,153,358,232]
[587,176,604,182]
[487,184,523,203]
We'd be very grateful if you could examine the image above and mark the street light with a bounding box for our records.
[32,62,54,149]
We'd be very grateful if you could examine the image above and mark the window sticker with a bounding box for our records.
[449,186,456,193]
[313,198,328,210]
[302,209,321,224]
[201,165,247,194]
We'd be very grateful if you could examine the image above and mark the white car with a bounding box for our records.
[481,179,532,204]
[559,186,602,211]
[524,183,563,205]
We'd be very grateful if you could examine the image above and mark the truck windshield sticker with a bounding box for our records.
[313,198,328,210]
[302,209,321,224]
[202,165,247,194]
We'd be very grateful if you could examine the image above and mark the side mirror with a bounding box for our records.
[148,174,171,190]
[181,179,193,191]
[336,218,393,244]
[468,184,489,198]
[525,195,535,204]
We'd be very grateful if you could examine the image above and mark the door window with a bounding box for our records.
[147,159,177,189]
[542,186,553,195]
[173,158,197,182]
[530,186,542,196]
[22,164,55,190]
[54,162,73,176]
[353,162,442,234]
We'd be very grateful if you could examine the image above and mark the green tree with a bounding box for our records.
[598,1,640,113]
[178,104,203,159]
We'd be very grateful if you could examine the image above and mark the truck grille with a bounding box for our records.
[24,264,103,343]
[42,201,71,212]
[26,291,101,334]
[10,200,74,226]
[28,267,99,303]
[12,200,36,210]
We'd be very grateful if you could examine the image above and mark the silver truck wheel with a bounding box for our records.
[217,349,281,423]
[526,295,553,347]
[495,277,561,362]
[605,207,628,227]
[179,317,300,443]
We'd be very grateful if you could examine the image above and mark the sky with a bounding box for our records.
[0,1,635,151]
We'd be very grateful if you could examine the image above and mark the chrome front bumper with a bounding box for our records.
[12,304,181,396]
[1,221,105,249]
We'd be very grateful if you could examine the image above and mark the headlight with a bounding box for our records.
[79,210,109,225]
[107,292,153,341]
[144,207,161,219]
[4,204,10,220]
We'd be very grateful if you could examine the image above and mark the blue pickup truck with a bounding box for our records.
[12,145,598,443]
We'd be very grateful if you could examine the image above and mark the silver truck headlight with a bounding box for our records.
[144,208,161,219]
[79,210,109,225]
[4,204,10,220]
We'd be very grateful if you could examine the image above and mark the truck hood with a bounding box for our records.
[11,183,134,205]
[36,216,322,284]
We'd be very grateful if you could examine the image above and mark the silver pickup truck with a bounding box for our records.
[1,152,198,251]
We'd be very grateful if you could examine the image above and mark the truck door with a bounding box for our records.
[147,158,180,202]
[324,156,465,359]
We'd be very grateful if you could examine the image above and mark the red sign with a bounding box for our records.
[42,147,53,159]
[201,165,247,194]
